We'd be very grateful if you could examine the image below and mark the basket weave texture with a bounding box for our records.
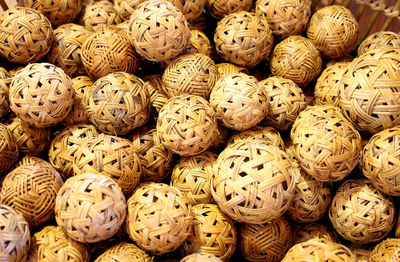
[143,74,169,113]
[94,242,153,262]
[227,125,285,150]
[187,29,212,57]
[114,0,146,20]
[80,0,121,31]
[370,238,400,262]
[358,31,400,56]
[0,123,18,174]
[216,63,248,79]
[0,67,10,118]
[206,0,252,20]
[181,253,222,262]
[167,0,205,23]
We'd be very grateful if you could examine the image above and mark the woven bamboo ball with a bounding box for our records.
[370,238,400,262]
[0,165,63,227]
[255,0,311,41]
[210,73,268,131]
[62,90,89,126]
[167,0,206,23]
[216,63,248,79]
[214,11,273,67]
[0,123,18,175]
[157,94,218,156]
[80,0,121,31]
[128,0,191,63]
[339,48,400,134]
[358,31,400,56]
[187,29,212,57]
[270,35,322,86]
[9,63,74,128]
[307,5,359,59]
[329,179,395,244]
[181,253,222,262]
[260,76,306,131]
[126,182,193,255]
[94,242,153,262]
[212,139,295,224]
[14,156,53,169]
[114,0,146,20]
[0,204,30,262]
[291,105,362,182]
[239,216,292,262]
[143,74,169,113]
[72,76,93,102]
[206,0,252,20]
[0,67,10,118]
[293,223,338,244]
[0,7,54,64]
[28,226,89,262]
[227,125,285,149]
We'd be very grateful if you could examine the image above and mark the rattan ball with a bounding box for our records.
[126,182,193,255]
[260,76,306,131]
[358,31,400,56]
[9,63,74,128]
[14,156,53,169]
[0,67,10,118]
[80,1,121,31]
[206,0,252,20]
[0,123,18,175]
[187,29,212,57]
[216,63,248,79]
[94,242,153,262]
[329,179,395,244]
[370,238,400,262]
[181,253,222,262]
[143,74,169,113]
[28,225,89,262]
[157,94,218,156]
[270,35,322,86]
[227,125,285,149]
[62,89,89,126]
[291,105,362,182]
[0,7,54,64]
[0,165,63,227]
[212,139,295,224]
[180,204,237,261]
[72,76,93,102]
[214,11,273,67]
[166,0,206,23]
[307,5,359,59]
[255,0,311,41]
[128,0,191,63]
[114,0,146,20]
[293,223,337,244]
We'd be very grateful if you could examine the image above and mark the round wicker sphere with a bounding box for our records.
[210,73,269,131]
[293,223,338,244]
[0,67,10,119]
[94,242,153,262]
[128,0,191,63]
[162,53,219,99]
[290,105,362,182]
[114,0,146,20]
[0,7,54,64]
[329,179,395,245]
[358,31,400,56]
[143,74,169,113]
[126,182,193,255]
[72,76,93,102]
[0,204,30,262]
[171,152,217,205]
[181,253,222,262]
[260,76,306,131]
[212,139,296,224]
[62,90,89,126]
[156,94,218,156]
[227,125,285,149]
[270,35,322,86]
[206,0,252,20]
[370,238,400,262]
[239,216,292,262]
[166,0,206,23]
[9,63,74,128]
[307,5,359,59]
[216,63,248,79]
[180,204,237,261]
[28,225,89,262]
[214,11,273,67]
[14,156,53,169]
[255,0,311,41]
[187,29,212,57]
[80,0,121,31]
[0,123,18,175]
[0,165,63,228]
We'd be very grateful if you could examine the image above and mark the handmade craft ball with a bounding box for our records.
[128,0,191,63]
[370,238,400,262]
[80,0,121,31]
[0,205,30,262]
[329,179,395,244]
[167,0,206,23]
[0,123,18,174]
[216,63,248,79]
[187,29,212,57]
[260,76,306,131]
[214,11,273,67]
[0,67,10,118]
[293,223,338,244]
[14,155,53,169]
[114,0,146,20]
[270,35,322,86]
[143,74,169,113]
[255,0,311,41]
[210,73,268,131]
[72,76,92,102]
[94,242,152,262]
[358,31,400,56]
[62,90,89,126]
[0,7,54,64]
[181,253,222,262]
[157,94,218,156]
[307,5,359,59]
[206,0,252,19]
[227,125,285,149]
[126,183,193,255]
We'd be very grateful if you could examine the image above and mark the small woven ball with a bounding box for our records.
[260,76,306,131]
[216,63,248,79]
[9,63,74,128]
[28,226,89,262]
[358,31,400,56]
[214,11,273,67]
[181,253,222,262]
[14,156,53,169]
[293,223,337,244]
[114,0,146,20]
[206,0,252,20]
[80,0,121,31]
[62,88,89,126]
[370,238,400,262]
[307,5,359,59]
[0,165,63,227]
[270,35,322,86]
[329,179,395,244]
[162,53,219,99]
[143,74,169,113]
[126,182,193,255]
[167,0,206,23]
[187,29,212,57]
[227,125,285,149]
[0,67,10,118]
[157,94,218,156]
[0,7,54,64]
[0,123,18,174]
[72,76,93,102]
[0,204,30,262]
[128,0,191,63]
[255,0,311,41]
[94,242,153,262]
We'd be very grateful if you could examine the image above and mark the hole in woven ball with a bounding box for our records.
[226,194,232,201]
[238,172,247,177]
[282,181,287,190]
[230,162,235,168]
[272,192,277,199]
[244,157,250,163]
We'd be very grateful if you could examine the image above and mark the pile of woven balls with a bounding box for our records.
[0,0,400,260]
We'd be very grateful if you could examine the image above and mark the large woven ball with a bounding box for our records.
[157,94,217,156]
[227,125,285,149]
[292,223,337,244]
[181,253,222,262]
[80,0,121,31]
[0,165,63,227]
[0,205,30,262]
[0,67,10,118]
[9,63,74,128]
[291,105,362,182]
[0,7,54,64]
[210,73,269,131]
[128,0,191,63]
[329,179,395,244]
[206,0,252,20]
[255,0,311,41]
[307,5,359,59]
[260,76,306,131]
[214,11,273,67]
[358,31,400,56]
[187,29,212,57]
[370,238,400,262]
[0,123,18,174]
[216,63,248,79]
[94,242,153,262]
[270,35,322,86]
[126,182,193,255]
[55,173,126,243]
